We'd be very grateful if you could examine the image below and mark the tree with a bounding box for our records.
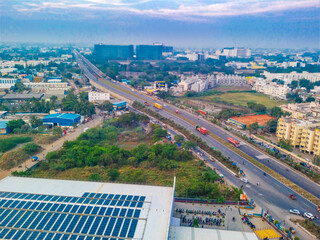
[270,107,282,118]
[306,96,315,102]
[23,143,40,155]
[108,169,120,181]
[12,82,29,93]
[295,97,303,103]
[88,173,102,181]
[6,119,26,132]
[182,141,197,150]
[279,139,293,151]
[98,101,113,112]
[248,122,259,134]
[30,116,43,128]
[174,135,184,143]
[53,127,63,135]
[153,127,167,139]
[265,119,278,133]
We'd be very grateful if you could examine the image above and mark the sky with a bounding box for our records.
[0,0,319,49]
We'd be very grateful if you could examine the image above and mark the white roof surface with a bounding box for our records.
[0,176,174,240]
[169,226,259,240]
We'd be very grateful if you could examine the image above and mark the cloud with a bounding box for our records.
[10,0,320,21]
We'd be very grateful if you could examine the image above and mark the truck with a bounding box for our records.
[195,125,208,135]
[154,103,163,110]
[144,101,150,106]
[228,137,240,147]
[197,109,207,115]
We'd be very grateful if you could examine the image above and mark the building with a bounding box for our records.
[263,71,320,83]
[0,176,174,240]
[136,45,163,60]
[94,44,134,61]
[216,48,251,58]
[276,117,320,155]
[169,226,258,240]
[47,77,62,83]
[113,101,127,111]
[88,91,110,103]
[216,74,247,86]
[228,114,275,129]
[252,79,290,100]
[0,78,18,89]
[24,82,70,91]
[0,120,9,134]
[43,113,81,127]
[1,93,44,101]
[280,102,320,119]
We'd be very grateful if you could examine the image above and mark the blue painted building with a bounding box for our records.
[43,113,81,127]
[0,121,9,135]
[113,101,127,111]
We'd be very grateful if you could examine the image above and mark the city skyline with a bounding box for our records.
[0,0,319,49]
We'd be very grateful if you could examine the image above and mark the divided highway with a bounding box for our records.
[74,51,320,231]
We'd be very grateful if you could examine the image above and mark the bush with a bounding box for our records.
[0,137,33,153]
[88,173,102,181]
[23,143,41,155]
[108,169,120,181]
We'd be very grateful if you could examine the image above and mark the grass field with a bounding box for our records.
[0,136,33,153]
[202,92,287,108]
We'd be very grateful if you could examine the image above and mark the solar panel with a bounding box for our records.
[0,191,146,240]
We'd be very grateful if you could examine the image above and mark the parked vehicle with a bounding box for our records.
[197,109,207,115]
[289,209,300,215]
[209,156,215,162]
[144,101,150,106]
[175,110,179,114]
[304,212,314,220]
[195,125,208,135]
[228,137,240,147]
[31,156,38,162]
[153,103,162,110]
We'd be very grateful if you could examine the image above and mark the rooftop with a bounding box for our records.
[0,176,174,240]
[169,226,259,240]
[1,93,44,100]
[0,120,9,129]
[43,113,81,120]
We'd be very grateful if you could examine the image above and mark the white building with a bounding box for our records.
[216,74,247,86]
[0,78,18,89]
[253,79,290,99]
[89,91,110,102]
[0,68,18,74]
[217,48,251,58]
[263,71,320,83]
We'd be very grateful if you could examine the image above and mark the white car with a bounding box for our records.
[289,209,300,215]
[241,178,249,183]
[304,212,314,220]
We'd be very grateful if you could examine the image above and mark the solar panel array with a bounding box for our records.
[0,191,147,240]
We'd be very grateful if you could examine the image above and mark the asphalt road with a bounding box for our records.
[74,51,320,236]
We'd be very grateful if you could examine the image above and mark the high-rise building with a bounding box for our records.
[136,45,163,60]
[94,44,134,61]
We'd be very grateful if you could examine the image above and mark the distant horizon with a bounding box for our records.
[1,1,319,49]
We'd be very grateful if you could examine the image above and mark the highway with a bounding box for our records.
[74,50,319,238]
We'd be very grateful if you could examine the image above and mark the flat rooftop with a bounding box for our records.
[169,226,259,240]
[0,176,174,240]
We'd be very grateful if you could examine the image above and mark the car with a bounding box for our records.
[18,165,22,168]
[289,194,297,200]
[304,212,314,220]
[289,209,300,215]
[209,156,215,162]
[241,178,249,183]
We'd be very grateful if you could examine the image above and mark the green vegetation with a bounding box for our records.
[62,91,95,117]
[291,219,320,239]
[0,136,33,153]
[279,139,293,152]
[0,143,41,169]
[19,112,240,201]
[201,92,287,109]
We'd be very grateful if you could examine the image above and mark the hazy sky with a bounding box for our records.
[1,0,319,48]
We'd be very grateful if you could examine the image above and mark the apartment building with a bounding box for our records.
[263,71,320,83]
[276,117,320,155]
[280,102,320,119]
[88,91,110,102]
[253,79,290,99]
